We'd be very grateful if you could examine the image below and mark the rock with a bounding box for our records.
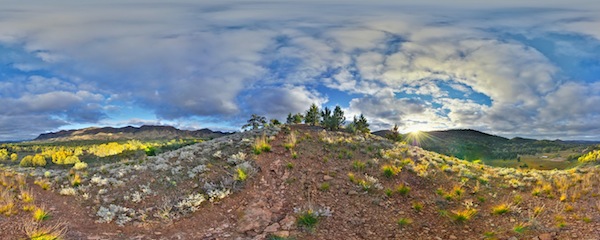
[279,215,296,230]
[323,175,333,181]
[251,233,267,240]
[348,190,358,195]
[508,237,518,240]
[538,233,552,240]
[264,223,280,233]
[87,236,103,240]
[273,231,290,237]
[237,207,273,233]
[449,235,457,239]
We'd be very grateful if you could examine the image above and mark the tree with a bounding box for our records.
[320,107,332,127]
[386,124,403,142]
[304,104,320,126]
[286,113,294,124]
[292,113,303,124]
[242,114,267,131]
[321,105,345,130]
[270,119,282,126]
[353,114,370,134]
[332,106,346,129]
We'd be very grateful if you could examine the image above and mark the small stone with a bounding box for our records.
[449,235,457,239]
[87,236,102,240]
[348,190,358,195]
[154,232,162,235]
[538,233,552,240]
[323,175,334,181]
[510,218,516,222]
[279,215,296,230]
[508,237,518,240]
[273,231,290,237]
[264,223,280,233]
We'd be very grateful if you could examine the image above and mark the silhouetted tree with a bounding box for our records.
[386,124,403,142]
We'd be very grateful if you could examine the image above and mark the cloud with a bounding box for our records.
[244,85,328,120]
[1,1,600,140]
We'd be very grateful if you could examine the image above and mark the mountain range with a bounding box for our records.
[34,125,232,141]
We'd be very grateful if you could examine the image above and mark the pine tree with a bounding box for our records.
[321,107,332,128]
[332,106,346,130]
[304,104,320,126]
[354,114,370,134]
[286,113,294,124]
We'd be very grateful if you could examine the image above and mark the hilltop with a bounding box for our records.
[2,125,600,239]
[34,125,231,142]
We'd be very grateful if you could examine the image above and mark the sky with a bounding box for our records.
[1,0,600,141]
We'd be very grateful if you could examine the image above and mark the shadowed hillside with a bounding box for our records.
[403,129,593,164]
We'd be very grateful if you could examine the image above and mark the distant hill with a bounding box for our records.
[410,129,592,161]
[34,125,232,142]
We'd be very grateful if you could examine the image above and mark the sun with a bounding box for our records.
[405,129,432,146]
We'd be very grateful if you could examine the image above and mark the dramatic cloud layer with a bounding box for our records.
[1,0,600,140]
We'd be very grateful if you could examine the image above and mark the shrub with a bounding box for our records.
[450,209,477,223]
[63,155,80,165]
[491,204,510,215]
[319,182,330,191]
[513,223,526,234]
[24,220,65,240]
[382,165,401,178]
[253,134,271,155]
[412,202,423,212]
[284,131,297,150]
[297,210,319,230]
[33,207,50,221]
[352,160,366,171]
[71,174,82,187]
[19,155,34,167]
[20,190,34,203]
[73,161,88,170]
[384,188,393,197]
[396,184,411,196]
[34,179,51,190]
[397,217,413,227]
[236,168,248,181]
[347,172,357,183]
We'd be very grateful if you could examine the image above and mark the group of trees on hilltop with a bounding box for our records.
[245,103,371,134]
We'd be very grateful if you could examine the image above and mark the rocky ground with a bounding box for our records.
[2,125,600,239]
